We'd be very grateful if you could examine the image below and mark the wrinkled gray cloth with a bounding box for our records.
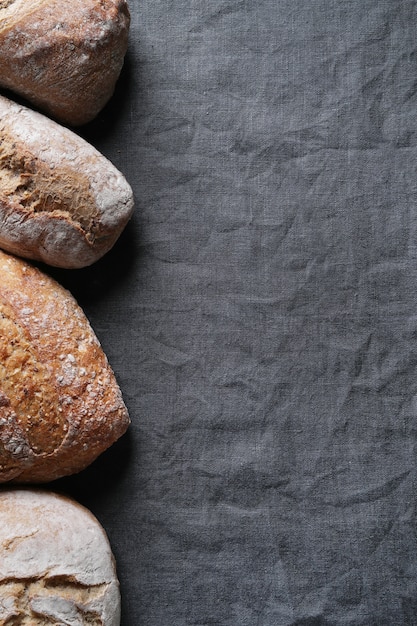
[51,1,417,624]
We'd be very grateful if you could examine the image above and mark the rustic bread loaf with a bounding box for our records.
[0,249,130,483]
[0,94,134,269]
[0,489,121,625]
[0,0,130,126]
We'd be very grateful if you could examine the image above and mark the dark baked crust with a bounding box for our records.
[0,250,130,482]
[0,0,130,126]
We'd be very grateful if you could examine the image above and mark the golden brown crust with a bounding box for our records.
[0,250,130,483]
[0,0,130,126]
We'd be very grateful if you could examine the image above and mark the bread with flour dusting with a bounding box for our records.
[0,0,130,126]
[0,249,130,483]
[0,489,121,625]
[0,94,134,269]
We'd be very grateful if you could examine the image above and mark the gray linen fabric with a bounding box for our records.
[49,1,417,624]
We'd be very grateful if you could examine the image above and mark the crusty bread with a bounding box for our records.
[0,489,121,625]
[0,249,130,483]
[0,94,134,269]
[0,0,130,126]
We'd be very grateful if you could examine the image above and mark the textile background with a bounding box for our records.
[45,1,417,623]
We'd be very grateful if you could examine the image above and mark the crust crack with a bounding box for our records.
[0,130,100,241]
[0,0,16,10]
[0,576,106,625]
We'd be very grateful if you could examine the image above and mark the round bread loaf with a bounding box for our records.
[0,249,130,483]
[0,489,121,625]
[0,0,130,126]
[0,94,134,269]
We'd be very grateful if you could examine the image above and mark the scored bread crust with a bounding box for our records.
[0,250,130,483]
[0,489,121,625]
[0,0,130,126]
[0,94,134,269]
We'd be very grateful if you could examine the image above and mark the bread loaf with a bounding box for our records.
[0,0,130,126]
[0,489,121,625]
[0,94,134,269]
[0,249,130,483]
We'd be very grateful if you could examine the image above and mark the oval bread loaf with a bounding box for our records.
[0,94,134,269]
[0,0,130,126]
[0,249,130,483]
[0,489,121,625]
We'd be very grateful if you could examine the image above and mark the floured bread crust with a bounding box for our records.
[0,0,130,126]
[0,250,130,483]
[0,95,134,269]
[0,489,121,625]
